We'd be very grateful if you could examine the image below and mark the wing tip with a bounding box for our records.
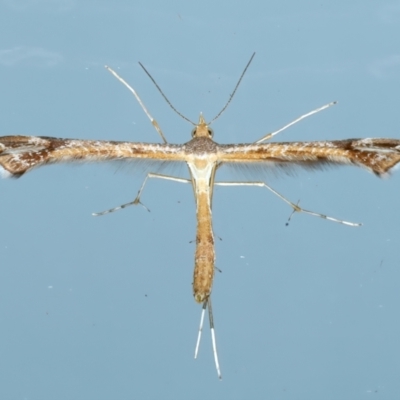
[0,166,13,179]
[379,162,400,179]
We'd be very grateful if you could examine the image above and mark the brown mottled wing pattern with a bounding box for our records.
[2,136,400,178]
[217,138,400,176]
[0,135,187,177]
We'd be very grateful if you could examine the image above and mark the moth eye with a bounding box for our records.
[208,128,214,138]
[191,128,197,137]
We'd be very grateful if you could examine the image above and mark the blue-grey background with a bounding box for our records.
[1,1,400,399]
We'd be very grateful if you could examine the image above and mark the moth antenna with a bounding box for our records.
[139,62,196,125]
[209,52,256,125]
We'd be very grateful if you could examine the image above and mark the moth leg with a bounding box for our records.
[215,180,361,227]
[92,172,191,216]
[194,297,222,380]
[255,101,336,143]
[105,66,168,143]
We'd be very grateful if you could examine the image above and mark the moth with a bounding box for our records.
[1,54,399,378]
